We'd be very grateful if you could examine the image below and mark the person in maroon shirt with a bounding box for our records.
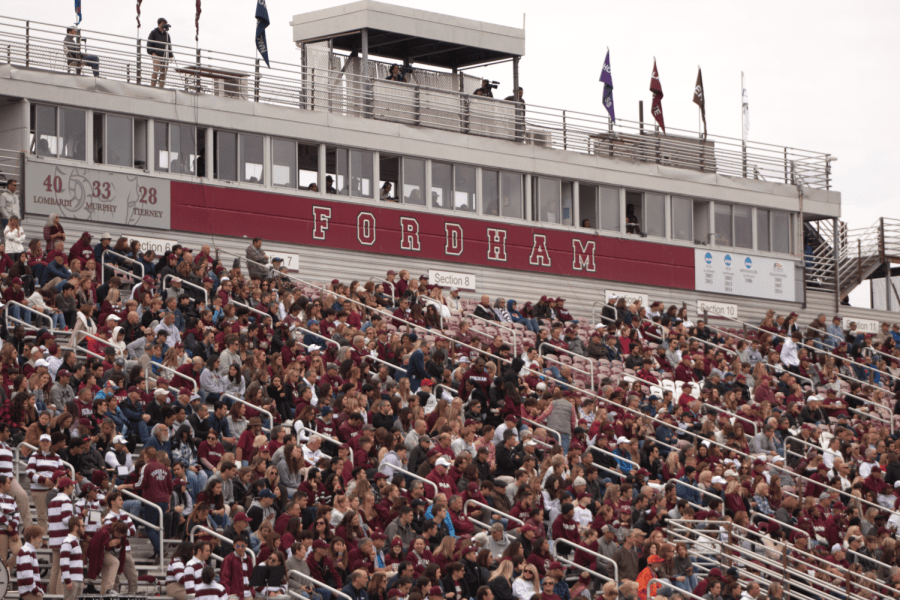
[198,432,226,474]
[134,447,172,561]
[2,277,26,324]
[236,417,264,465]
[338,413,363,443]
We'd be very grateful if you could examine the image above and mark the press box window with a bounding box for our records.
[31,104,86,160]
[92,113,146,169]
[272,139,319,190]
[326,147,373,198]
[158,123,198,175]
[483,170,524,219]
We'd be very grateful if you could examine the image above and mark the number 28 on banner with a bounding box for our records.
[43,175,157,203]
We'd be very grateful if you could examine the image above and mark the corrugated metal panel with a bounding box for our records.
[26,218,894,330]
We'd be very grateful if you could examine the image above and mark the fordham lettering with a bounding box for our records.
[444,223,463,256]
[487,229,507,262]
[357,212,376,246]
[572,239,596,272]
[400,217,421,251]
[312,206,331,240]
[529,234,551,267]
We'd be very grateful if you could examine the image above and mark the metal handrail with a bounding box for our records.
[15,441,75,479]
[69,327,115,351]
[539,342,594,391]
[0,15,834,188]
[699,402,758,437]
[230,298,268,320]
[287,569,354,600]
[664,525,871,600]
[119,487,165,571]
[293,424,351,467]
[647,580,707,600]
[556,555,611,585]
[521,417,561,444]
[163,273,209,304]
[553,539,618,583]
[465,312,519,356]
[101,248,144,284]
[144,361,199,394]
[3,299,54,331]
[748,513,893,574]
[222,392,274,434]
[190,523,257,566]
[389,464,438,499]
[462,499,524,527]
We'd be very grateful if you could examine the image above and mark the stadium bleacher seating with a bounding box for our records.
[2,229,900,600]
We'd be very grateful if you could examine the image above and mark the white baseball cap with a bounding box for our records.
[616,436,630,445]
[112,435,127,445]
[436,457,451,468]
[712,476,727,485]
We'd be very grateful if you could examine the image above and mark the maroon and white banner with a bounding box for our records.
[171,182,694,289]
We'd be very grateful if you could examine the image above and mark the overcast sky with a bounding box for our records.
[5,0,898,305]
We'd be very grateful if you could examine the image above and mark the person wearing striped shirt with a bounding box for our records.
[221,534,254,599]
[100,491,138,593]
[185,540,212,595]
[25,432,62,534]
[165,541,195,600]
[0,423,33,529]
[60,516,85,600]
[194,564,228,600]
[16,525,45,600]
[47,476,76,595]
[0,474,21,568]
[74,483,102,542]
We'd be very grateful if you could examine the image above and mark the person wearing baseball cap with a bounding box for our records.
[637,555,666,599]
[105,435,133,485]
[27,431,63,534]
[47,475,77,595]
[424,456,454,500]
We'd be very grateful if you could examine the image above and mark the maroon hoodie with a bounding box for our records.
[134,460,173,503]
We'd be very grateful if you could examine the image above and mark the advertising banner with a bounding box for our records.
[695,249,795,302]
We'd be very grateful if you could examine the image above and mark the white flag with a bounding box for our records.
[741,72,749,142]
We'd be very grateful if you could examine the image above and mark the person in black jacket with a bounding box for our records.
[147,18,173,88]
[474,295,498,322]
[441,562,471,600]
[495,430,524,477]
[487,561,515,600]
[462,546,489,595]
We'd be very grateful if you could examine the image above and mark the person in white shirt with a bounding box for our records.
[822,437,841,470]
[104,436,134,482]
[780,331,802,373]
[302,435,325,467]
[3,216,26,255]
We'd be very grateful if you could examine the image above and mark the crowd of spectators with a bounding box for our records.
[2,218,900,600]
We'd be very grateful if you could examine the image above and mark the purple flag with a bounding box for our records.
[599,50,615,123]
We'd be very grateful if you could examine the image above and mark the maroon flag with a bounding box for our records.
[195,0,202,42]
[650,59,665,133]
[136,0,142,28]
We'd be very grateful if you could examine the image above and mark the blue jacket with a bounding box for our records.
[44,260,72,285]
[407,348,428,380]
[207,413,232,439]
[676,475,702,506]
[105,407,128,434]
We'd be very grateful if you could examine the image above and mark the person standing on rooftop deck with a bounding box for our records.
[148,18,173,88]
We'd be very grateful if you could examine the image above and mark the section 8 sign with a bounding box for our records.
[429,269,477,291]
[24,159,171,229]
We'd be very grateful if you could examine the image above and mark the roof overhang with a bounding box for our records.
[290,1,525,69]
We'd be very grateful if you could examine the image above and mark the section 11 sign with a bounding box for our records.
[695,249,795,302]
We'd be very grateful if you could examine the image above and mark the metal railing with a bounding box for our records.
[101,249,144,284]
[163,273,209,304]
[4,299,53,331]
[144,362,199,394]
[521,417,561,444]
[287,570,353,600]
[0,16,833,188]
[293,424,351,467]
[553,539,618,583]
[222,392,274,434]
[463,498,524,528]
[465,312,519,356]
[119,487,165,571]
[191,523,256,566]
[539,342,595,391]
[389,464,438,499]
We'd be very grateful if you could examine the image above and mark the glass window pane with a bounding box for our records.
[772,210,791,253]
[734,205,752,249]
[378,154,399,200]
[579,184,597,228]
[715,203,733,246]
[757,209,770,252]
[134,119,147,169]
[59,107,86,161]
[105,115,132,167]
[431,162,452,209]
[694,200,710,245]
[92,113,103,164]
[626,191,642,234]
[600,186,619,231]
[169,124,185,173]
[298,142,319,190]
[454,165,475,212]
[216,131,237,181]
[645,192,665,238]
[482,170,499,216]
[350,149,373,198]
[538,177,560,223]
[402,157,425,205]
[180,125,196,174]
[35,105,57,156]
[672,196,693,241]
[240,134,263,183]
[154,121,168,172]
[325,147,348,195]
[500,172,522,219]
[273,138,296,188]
[561,181,573,226]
